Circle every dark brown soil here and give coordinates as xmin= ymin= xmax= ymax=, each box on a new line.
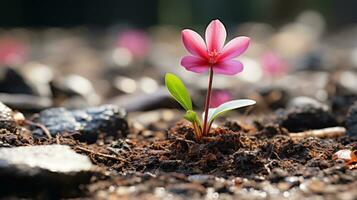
xmin=1 ymin=118 xmax=356 ymax=199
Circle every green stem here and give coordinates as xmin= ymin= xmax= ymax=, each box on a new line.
xmin=202 ymin=66 xmax=214 ymax=136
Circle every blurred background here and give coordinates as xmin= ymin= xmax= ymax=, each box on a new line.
xmin=0 ymin=0 xmax=357 ymax=122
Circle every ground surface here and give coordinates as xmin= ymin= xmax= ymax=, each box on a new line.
xmin=1 ymin=113 xmax=356 ymax=200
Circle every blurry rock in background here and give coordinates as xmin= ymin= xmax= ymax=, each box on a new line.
xmin=0 ymin=67 xmax=35 ymax=95
xmin=107 ymin=87 xmax=178 ymax=112
xmin=50 ymin=74 xmax=100 ymax=108
xmin=276 ymin=96 xmax=337 ymax=132
xmin=0 ymin=7 xmax=355 ymax=117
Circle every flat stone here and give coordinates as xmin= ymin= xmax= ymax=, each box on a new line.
xmin=31 ymin=104 xmax=129 ymax=143
xmin=0 ymin=145 xmax=95 ymax=197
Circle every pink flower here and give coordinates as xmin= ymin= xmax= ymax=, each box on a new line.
xmin=181 ymin=19 xmax=250 ymax=75
xmin=209 ymin=90 xmax=232 ymax=108
xmin=261 ymin=51 xmax=288 ymax=77
xmin=0 ymin=38 xmax=27 ymax=66
xmin=117 ymin=29 xmax=150 ymax=59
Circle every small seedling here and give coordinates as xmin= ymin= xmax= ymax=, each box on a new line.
xmin=165 ymin=19 xmax=255 ymax=140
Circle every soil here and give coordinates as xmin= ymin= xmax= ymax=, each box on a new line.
xmin=0 ymin=115 xmax=356 ymax=199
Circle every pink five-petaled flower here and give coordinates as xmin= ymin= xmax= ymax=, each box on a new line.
xmin=181 ymin=19 xmax=250 ymax=75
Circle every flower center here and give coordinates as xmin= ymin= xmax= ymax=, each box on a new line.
xmin=208 ymin=49 xmax=220 ymax=65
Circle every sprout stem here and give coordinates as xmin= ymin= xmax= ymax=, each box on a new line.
xmin=202 ymin=66 xmax=214 ymax=136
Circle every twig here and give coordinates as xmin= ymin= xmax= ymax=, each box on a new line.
xmin=25 ymin=120 xmax=52 ymax=139
xmin=264 ymin=160 xmax=274 ymax=174
xmin=289 ymin=127 xmax=345 ymax=139
xmin=76 ymin=146 xmax=126 ymax=162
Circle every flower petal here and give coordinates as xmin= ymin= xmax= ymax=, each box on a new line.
xmin=182 ymin=29 xmax=208 ymax=59
xmin=205 ymin=19 xmax=226 ymax=53
xmin=181 ymin=56 xmax=209 ymax=73
xmin=219 ymin=36 xmax=250 ymax=61
xmin=213 ymin=60 xmax=244 ymax=75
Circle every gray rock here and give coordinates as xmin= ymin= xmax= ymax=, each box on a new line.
xmin=0 ymin=145 xmax=93 ymax=172
xmin=32 ymin=104 xmax=129 ymax=143
xmin=276 ymin=96 xmax=337 ymax=132
xmin=0 ymin=145 xmax=94 ymax=197
xmin=0 ymin=93 xmax=52 ymax=112
xmin=0 ymin=67 xmax=36 ymax=95
xmin=107 ymin=87 xmax=178 ymax=112
xmin=288 ymin=96 xmax=329 ymax=110
xmin=50 ymin=74 xmax=100 ymax=108
xmin=346 ymin=101 xmax=357 ymax=137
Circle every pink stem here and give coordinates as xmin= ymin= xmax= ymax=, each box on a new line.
xmin=202 ymin=66 xmax=214 ymax=136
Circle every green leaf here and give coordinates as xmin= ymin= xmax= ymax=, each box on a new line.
xmin=184 ymin=110 xmax=201 ymax=125
xmin=165 ymin=73 xmax=193 ymax=111
xmin=204 ymin=99 xmax=256 ymax=124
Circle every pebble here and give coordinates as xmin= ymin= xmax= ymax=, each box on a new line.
xmin=288 ymin=96 xmax=328 ymax=110
xmin=0 ymin=145 xmax=94 ymax=197
xmin=276 ymin=96 xmax=337 ymax=132
xmin=31 ymin=104 xmax=129 ymax=143
xmin=299 ymin=178 xmax=326 ymax=194
xmin=187 ymin=174 xmax=215 ymax=183
xmin=167 ymin=183 xmax=206 ymax=195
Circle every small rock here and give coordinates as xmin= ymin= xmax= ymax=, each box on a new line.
xmin=288 ymin=96 xmax=328 ymax=110
xmin=277 ymin=176 xmax=301 ymax=190
xmin=188 ymin=174 xmax=215 ymax=183
xmin=0 ymin=145 xmax=94 ymax=197
xmin=32 ymin=105 xmax=129 ymax=143
xmin=268 ymin=168 xmax=288 ymax=183
xmin=50 ymin=74 xmax=100 ymax=108
xmin=276 ymin=96 xmax=337 ymax=132
xmin=0 ymin=67 xmax=35 ymax=95
xmin=107 ymin=87 xmax=178 ymax=112
xmin=21 ymin=62 xmax=54 ymax=97
xmin=167 ymin=183 xmax=206 ymax=195
xmin=0 ymin=101 xmax=21 ymax=133
xmin=300 ymin=178 xmax=326 ymax=194
xmin=346 ymin=101 xmax=357 ymax=137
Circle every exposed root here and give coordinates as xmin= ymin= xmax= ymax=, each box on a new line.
xmin=76 ymin=146 xmax=126 ymax=163
xmin=24 ymin=120 xmax=52 ymax=139
xmin=289 ymin=127 xmax=345 ymax=139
